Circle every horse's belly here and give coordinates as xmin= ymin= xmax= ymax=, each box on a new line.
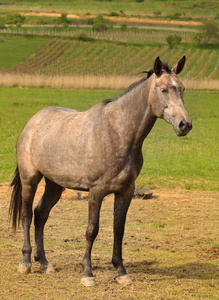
xmin=32 ymin=141 xmax=90 ymax=189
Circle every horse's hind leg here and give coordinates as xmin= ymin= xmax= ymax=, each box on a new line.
xmin=112 ymin=185 xmax=135 ymax=285
xmin=34 ymin=178 xmax=63 ymax=273
xmin=19 ymin=179 xmax=41 ymax=274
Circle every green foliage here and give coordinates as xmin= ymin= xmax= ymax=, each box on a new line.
xmin=120 ymin=23 xmax=127 ymax=31
xmin=6 ymin=13 xmax=26 ymax=25
xmin=86 ymin=18 xmax=95 ymax=25
xmin=166 ymin=35 xmax=182 ymax=49
xmin=194 ymin=20 xmax=219 ymax=47
xmin=109 ymin=11 xmax=119 ymax=17
xmin=0 ymin=16 xmax=6 ymax=29
xmin=167 ymin=12 xmax=182 ymax=20
xmin=77 ymin=32 xmax=94 ymax=42
xmin=154 ymin=11 xmax=162 ymax=17
xmin=58 ymin=13 xmax=70 ymax=25
xmin=92 ymin=15 xmax=108 ymax=32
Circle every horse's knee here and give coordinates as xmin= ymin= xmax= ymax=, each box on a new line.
xmin=86 ymin=223 xmax=99 ymax=241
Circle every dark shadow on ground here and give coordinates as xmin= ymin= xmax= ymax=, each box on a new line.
xmin=126 ymin=260 xmax=219 ymax=280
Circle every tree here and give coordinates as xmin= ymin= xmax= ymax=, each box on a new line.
xmin=194 ymin=20 xmax=219 ymax=47
xmin=166 ymin=35 xmax=182 ymax=49
xmin=92 ymin=15 xmax=107 ymax=32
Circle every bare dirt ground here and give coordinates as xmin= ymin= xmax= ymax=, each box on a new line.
xmin=0 ymin=183 xmax=218 ymax=299
xmin=19 ymin=11 xmax=202 ymax=27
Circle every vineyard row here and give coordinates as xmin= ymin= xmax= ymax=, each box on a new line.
xmin=3 ymin=39 xmax=219 ymax=80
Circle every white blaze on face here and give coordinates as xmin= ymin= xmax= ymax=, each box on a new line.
xmin=171 ymin=78 xmax=178 ymax=89
xmin=170 ymin=78 xmax=182 ymax=102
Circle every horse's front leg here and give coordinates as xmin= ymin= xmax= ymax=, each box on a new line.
xmin=112 ymin=185 xmax=135 ymax=285
xmin=81 ymin=189 xmax=103 ymax=287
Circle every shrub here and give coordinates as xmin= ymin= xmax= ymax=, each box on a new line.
xmin=57 ymin=13 xmax=70 ymax=25
xmin=167 ymin=12 xmax=182 ymax=20
xmin=86 ymin=18 xmax=94 ymax=25
xmin=92 ymin=15 xmax=107 ymax=32
xmin=166 ymin=35 xmax=182 ymax=49
xmin=109 ymin=12 xmax=119 ymax=17
xmin=154 ymin=11 xmax=161 ymax=17
xmin=6 ymin=13 xmax=25 ymax=25
xmin=194 ymin=20 xmax=219 ymax=47
xmin=120 ymin=23 xmax=127 ymax=31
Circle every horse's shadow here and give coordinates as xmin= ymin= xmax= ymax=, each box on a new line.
xmin=126 ymin=260 xmax=219 ymax=280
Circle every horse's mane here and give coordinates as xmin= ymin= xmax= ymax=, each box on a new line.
xmin=102 ymin=63 xmax=171 ymax=105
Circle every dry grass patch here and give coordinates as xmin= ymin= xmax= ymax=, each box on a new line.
xmin=0 ymin=183 xmax=218 ymax=299
xmin=0 ymin=73 xmax=218 ymax=90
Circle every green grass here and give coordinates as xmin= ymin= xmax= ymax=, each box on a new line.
xmin=0 ymin=87 xmax=218 ymax=190
xmin=2 ymin=37 xmax=218 ymax=80
xmin=2 ymin=0 xmax=219 ymax=17
xmin=0 ymin=35 xmax=50 ymax=70
xmin=139 ymin=91 xmax=219 ymax=190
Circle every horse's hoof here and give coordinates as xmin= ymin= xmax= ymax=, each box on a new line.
xmin=116 ymin=274 xmax=132 ymax=285
xmin=18 ymin=261 xmax=31 ymax=274
xmin=40 ymin=263 xmax=55 ymax=274
xmin=81 ymin=276 xmax=95 ymax=287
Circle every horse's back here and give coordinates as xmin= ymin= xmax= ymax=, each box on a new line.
xmin=16 ymin=105 xmax=102 ymax=189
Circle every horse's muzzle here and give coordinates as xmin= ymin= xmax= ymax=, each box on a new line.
xmin=177 ymin=118 xmax=192 ymax=136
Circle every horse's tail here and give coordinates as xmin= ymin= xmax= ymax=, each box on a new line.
xmin=9 ymin=166 xmax=22 ymax=231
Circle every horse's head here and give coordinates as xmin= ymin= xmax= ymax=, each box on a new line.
xmin=150 ymin=56 xmax=192 ymax=136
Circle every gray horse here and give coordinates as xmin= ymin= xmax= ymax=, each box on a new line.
xmin=9 ymin=56 xmax=192 ymax=286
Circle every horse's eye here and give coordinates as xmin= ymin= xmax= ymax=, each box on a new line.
xmin=161 ymin=88 xmax=167 ymax=93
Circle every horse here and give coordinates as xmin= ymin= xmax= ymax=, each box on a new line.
xmin=9 ymin=56 xmax=192 ymax=287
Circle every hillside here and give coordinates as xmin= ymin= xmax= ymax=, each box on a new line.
xmin=2 ymin=38 xmax=219 ymax=81
xmin=0 ymin=0 xmax=218 ymax=90
xmin=1 ymin=0 xmax=218 ymax=18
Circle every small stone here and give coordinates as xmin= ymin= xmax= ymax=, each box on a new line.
xmin=134 ymin=187 xmax=153 ymax=199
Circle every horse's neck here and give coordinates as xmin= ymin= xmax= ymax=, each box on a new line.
xmin=104 ymin=80 xmax=157 ymax=149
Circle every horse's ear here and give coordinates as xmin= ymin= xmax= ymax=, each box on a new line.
xmin=173 ymin=56 xmax=186 ymax=74
xmin=154 ymin=57 xmax=163 ymax=76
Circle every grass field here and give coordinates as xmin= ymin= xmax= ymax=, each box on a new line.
xmin=2 ymin=0 xmax=218 ymax=17
xmin=3 ymin=38 xmax=218 ymax=79
xmin=0 ymin=35 xmax=50 ymax=71
xmin=0 ymin=87 xmax=218 ymax=191
xmin=1 ymin=35 xmax=218 ymax=90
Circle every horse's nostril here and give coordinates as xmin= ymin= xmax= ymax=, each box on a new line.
xmin=179 ymin=121 xmax=186 ymax=131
